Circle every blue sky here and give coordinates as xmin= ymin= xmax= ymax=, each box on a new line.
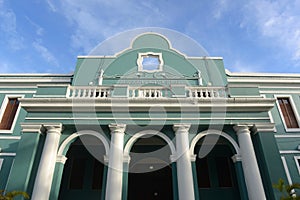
xmin=0 ymin=0 xmax=300 ymax=74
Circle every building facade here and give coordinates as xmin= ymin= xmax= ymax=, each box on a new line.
xmin=0 ymin=32 xmax=298 ymax=200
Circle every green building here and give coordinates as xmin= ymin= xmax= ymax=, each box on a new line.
xmin=0 ymin=32 xmax=298 ymax=200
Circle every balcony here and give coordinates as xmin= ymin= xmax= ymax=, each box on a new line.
xmin=66 ymin=86 xmax=227 ymax=99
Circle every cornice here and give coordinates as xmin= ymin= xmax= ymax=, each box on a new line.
xmin=19 ymin=97 xmax=275 ymax=112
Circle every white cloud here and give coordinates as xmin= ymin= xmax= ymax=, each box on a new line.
xmin=0 ymin=62 xmax=11 ymax=73
xmin=55 ymin=0 xmax=168 ymax=53
xmin=242 ymin=0 xmax=300 ymax=64
xmin=213 ymin=0 xmax=230 ymax=19
xmin=46 ymin=0 xmax=57 ymax=12
xmin=0 ymin=1 xmax=24 ymax=50
xmin=33 ymin=41 xmax=59 ymax=67
xmin=25 ymin=16 xmax=44 ymax=36
xmin=230 ymin=60 xmax=260 ymax=73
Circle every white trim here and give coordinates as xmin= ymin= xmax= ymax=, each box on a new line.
xmin=189 ymin=129 xmax=240 ymax=156
xmin=4 ymin=159 xmax=14 ymax=191
xmin=294 ymin=156 xmax=300 ymax=176
xmin=0 ymin=153 xmax=16 ymax=156
xmin=280 ymin=151 xmax=300 ymax=154
xmin=0 ymin=73 xmax=72 ymax=76
xmin=25 ymin=117 xmax=270 ymax=120
xmin=0 ymin=86 xmax=37 ymax=89
xmin=281 ymin=156 xmax=293 ymax=184
xmin=0 ymin=136 xmax=21 ymax=140
xmin=124 ymin=130 xmax=176 ymax=156
xmin=228 ymin=78 xmax=300 ymax=84
xmin=32 ymin=95 xmax=66 ymax=98
xmin=57 ymin=130 xmax=110 ymax=156
xmin=261 ymin=91 xmax=300 ymax=94
xmin=226 ymin=69 xmax=300 ymax=77
xmin=261 ymin=94 xmax=276 ymax=132
xmin=0 ymin=91 xmax=36 ymax=94
xmin=275 ymin=134 xmax=300 ymax=138
xmin=260 ymin=86 xmax=300 ymax=89
xmin=0 ymin=159 xmax=3 ymax=171
xmin=274 ymin=95 xmax=300 ymax=132
xmin=0 ymin=95 xmax=24 ymax=134
xmin=137 ymin=52 xmax=163 ymax=73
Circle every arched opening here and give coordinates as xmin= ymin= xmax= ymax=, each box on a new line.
xmin=58 ymin=135 xmax=106 ymax=200
xmin=127 ymin=135 xmax=174 ymax=200
xmin=194 ymin=134 xmax=241 ymax=200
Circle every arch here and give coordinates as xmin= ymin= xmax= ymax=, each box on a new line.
xmin=124 ymin=130 xmax=176 ymax=156
xmin=57 ymin=130 xmax=110 ymax=157
xmin=189 ymin=129 xmax=240 ymax=156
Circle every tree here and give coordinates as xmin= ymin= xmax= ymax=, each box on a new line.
xmin=0 ymin=190 xmax=29 ymax=200
xmin=273 ymin=178 xmax=300 ymax=200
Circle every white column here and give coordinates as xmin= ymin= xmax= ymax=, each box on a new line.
xmin=31 ymin=124 xmax=62 ymax=200
xmin=105 ymin=124 xmax=126 ymax=200
xmin=234 ymin=125 xmax=266 ymax=200
xmin=173 ymin=124 xmax=195 ymax=200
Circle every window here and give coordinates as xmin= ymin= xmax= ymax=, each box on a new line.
xmin=216 ymin=157 xmax=233 ymax=187
xmin=0 ymin=98 xmax=20 ymax=130
xmin=294 ymin=156 xmax=300 ymax=176
xmin=277 ymin=97 xmax=299 ymax=129
xmin=69 ymin=158 xmax=86 ymax=189
xmin=92 ymin=159 xmax=104 ymax=190
xmin=137 ymin=52 xmax=163 ymax=72
xmin=196 ymin=157 xmax=211 ymax=188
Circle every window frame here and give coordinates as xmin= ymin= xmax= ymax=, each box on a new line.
xmin=137 ymin=52 xmax=164 ymax=73
xmin=0 ymin=95 xmax=24 ymax=133
xmin=275 ymin=95 xmax=300 ymax=132
xmin=294 ymin=156 xmax=300 ymax=176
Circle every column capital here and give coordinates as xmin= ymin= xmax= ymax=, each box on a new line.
xmin=173 ymin=124 xmax=191 ymax=133
xmin=20 ymin=123 xmax=46 ymax=134
xmin=109 ymin=123 xmax=126 ymax=134
xmin=43 ymin=123 xmax=63 ymax=135
xmin=56 ymin=155 xmax=67 ymax=164
xmin=123 ymin=155 xmax=131 ymax=164
xmin=231 ymin=154 xmax=242 ymax=163
xmin=233 ymin=125 xmax=251 ymax=135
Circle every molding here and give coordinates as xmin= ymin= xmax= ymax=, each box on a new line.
xmin=281 ymin=156 xmax=293 ymax=185
xmin=19 ymin=97 xmax=275 ymax=112
xmin=189 ymin=129 xmax=240 ymax=156
xmin=0 ymin=136 xmax=21 ymax=140
xmin=275 ymin=135 xmax=300 ymax=138
xmin=20 ymin=123 xmax=45 ymax=133
xmin=124 ymin=130 xmax=176 ymax=156
xmin=137 ymin=52 xmax=164 ymax=73
xmin=294 ymin=156 xmax=300 ymax=176
xmin=0 ymin=159 xmax=3 ymax=171
xmin=251 ymin=123 xmax=276 ymax=133
xmin=231 ymin=154 xmax=242 ymax=163
xmin=0 ymin=153 xmax=16 ymax=156
xmin=0 ymin=91 xmax=36 ymax=94
xmin=33 ymin=95 xmax=67 ymax=98
xmin=25 ymin=116 xmax=270 ymax=121
xmin=280 ymin=150 xmax=300 ymax=154
xmin=260 ymin=90 xmax=300 ymax=94
xmin=173 ymin=124 xmax=191 ymax=133
xmin=226 ymin=70 xmax=300 ymax=77
xmin=56 ymin=155 xmax=67 ymax=164
xmin=109 ymin=124 xmax=126 ymax=134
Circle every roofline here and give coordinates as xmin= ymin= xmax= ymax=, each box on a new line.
xmin=77 ymin=55 xmax=223 ymax=60
xmin=226 ymin=69 xmax=300 ymax=77
xmin=0 ymin=73 xmax=73 ymax=77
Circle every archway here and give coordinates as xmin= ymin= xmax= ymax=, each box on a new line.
xmin=192 ymin=131 xmax=242 ymax=200
xmin=126 ymin=133 xmax=174 ymax=200
xmin=58 ymin=133 xmax=108 ymax=200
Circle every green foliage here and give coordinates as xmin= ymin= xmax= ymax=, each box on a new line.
xmin=273 ymin=178 xmax=300 ymax=200
xmin=0 ymin=190 xmax=29 ymax=200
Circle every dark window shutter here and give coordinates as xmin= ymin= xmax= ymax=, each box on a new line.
xmin=0 ymin=98 xmax=19 ymax=130
xmin=278 ymin=98 xmax=299 ymax=128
